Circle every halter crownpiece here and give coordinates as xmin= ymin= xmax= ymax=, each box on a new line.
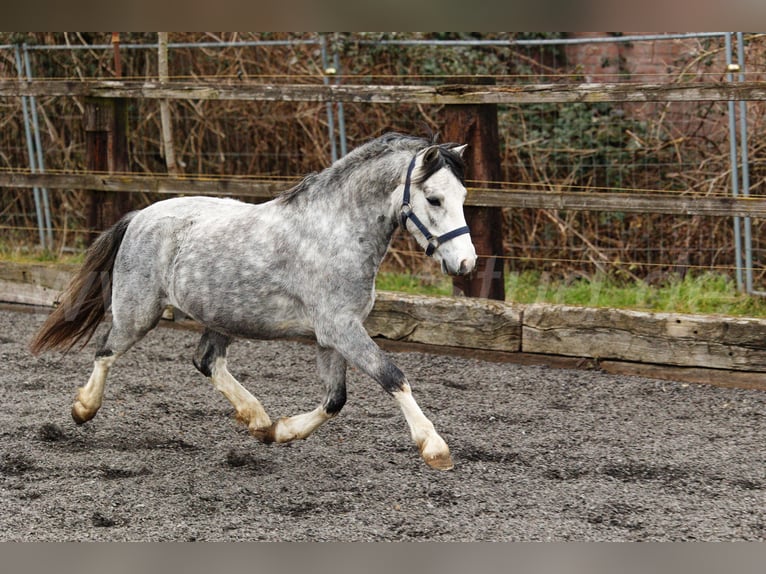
xmin=400 ymin=154 xmax=471 ymax=257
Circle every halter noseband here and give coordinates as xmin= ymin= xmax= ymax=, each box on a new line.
xmin=400 ymin=155 xmax=471 ymax=257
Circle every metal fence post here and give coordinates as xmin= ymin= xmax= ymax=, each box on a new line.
xmin=23 ymin=43 xmax=53 ymax=251
xmin=332 ymin=44 xmax=347 ymax=157
xmin=725 ymin=33 xmax=744 ymax=292
xmin=736 ymin=32 xmax=754 ymax=294
xmin=14 ymin=44 xmax=46 ymax=251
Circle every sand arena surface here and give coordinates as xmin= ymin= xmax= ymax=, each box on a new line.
xmin=1 ymin=308 xmax=763 ymax=541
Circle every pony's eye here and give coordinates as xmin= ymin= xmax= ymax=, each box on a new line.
xmin=427 ymin=197 xmax=442 ymax=207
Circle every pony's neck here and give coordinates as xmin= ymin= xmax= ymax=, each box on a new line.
xmin=326 ymin=151 xmax=409 ymax=269
xmin=280 ymin=147 xmax=414 ymax=277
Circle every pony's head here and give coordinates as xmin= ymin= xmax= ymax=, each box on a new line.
xmin=399 ymin=143 xmax=477 ymax=276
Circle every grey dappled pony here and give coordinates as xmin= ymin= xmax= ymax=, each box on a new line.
xmin=30 ymin=132 xmax=477 ymax=470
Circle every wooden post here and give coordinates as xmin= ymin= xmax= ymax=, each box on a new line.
xmin=158 ymin=32 xmax=181 ymax=175
xmin=84 ymin=97 xmax=130 ymax=243
xmin=442 ymin=79 xmax=506 ymax=300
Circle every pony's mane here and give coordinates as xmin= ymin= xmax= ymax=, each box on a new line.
xmin=278 ymin=132 xmax=465 ymax=204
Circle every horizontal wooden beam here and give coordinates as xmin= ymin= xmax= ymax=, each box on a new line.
xmin=365 ymin=291 xmax=523 ymax=352
xmin=0 ymin=171 xmax=286 ymax=200
xmin=1 ymin=79 xmax=766 ymax=103
xmin=3 ymin=171 xmax=765 ymax=217
xmin=523 ymin=302 xmax=766 ymax=374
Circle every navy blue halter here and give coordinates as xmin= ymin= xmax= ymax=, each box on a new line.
xmin=400 ymin=155 xmax=471 ymax=257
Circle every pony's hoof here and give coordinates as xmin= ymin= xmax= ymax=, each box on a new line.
xmin=249 ymin=424 xmax=276 ymax=444
xmin=249 ymin=418 xmax=300 ymax=444
xmin=71 ymin=401 xmax=96 ymax=425
xmin=418 ymin=435 xmax=453 ymax=470
xmin=235 ymin=409 xmax=272 ymax=432
xmin=423 ymin=451 xmax=454 ymax=471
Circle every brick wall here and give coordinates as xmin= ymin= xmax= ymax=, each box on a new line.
xmin=564 ymin=32 xmax=726 ymax=82
xmin=563 ymin=33 xmax=730 ymax=138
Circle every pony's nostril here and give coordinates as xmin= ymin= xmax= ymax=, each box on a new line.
xmin=460 ymin=257 xmax=477 ymax=275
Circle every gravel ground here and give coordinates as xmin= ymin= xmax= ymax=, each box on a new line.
xmin=0 ymin=307 xmax=763 ymax=541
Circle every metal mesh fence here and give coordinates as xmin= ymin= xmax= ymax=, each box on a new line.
xmin=0 ymin=32 xmax=763 ymax=291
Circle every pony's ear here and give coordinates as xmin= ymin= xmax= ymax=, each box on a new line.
xmin=450 ymin=143 xmax=468 ymax=157
xmin=422 ymin=145 xmax=440 ymax=165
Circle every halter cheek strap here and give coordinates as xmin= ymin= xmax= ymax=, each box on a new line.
xmin=400 ymin=155 xmax=471 ymax=257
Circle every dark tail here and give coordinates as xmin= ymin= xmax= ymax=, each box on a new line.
xmin=29 ymin=212 xmax=137 ymax=355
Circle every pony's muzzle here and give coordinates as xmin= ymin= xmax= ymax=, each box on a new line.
xmin=443 ymin=256 xmax=476 ymax=276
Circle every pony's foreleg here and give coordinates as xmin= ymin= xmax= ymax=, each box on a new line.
xmin=193 ymin=330 xmax=272 ymax=433
xmin=71 ymin=352 xmax=116 ymax=424
xmin=391 ymin=382 xmax=453 ymax=470
xmin=259 ymin=346 xmax=346 ymax=444
xmin=320 ymin=320 xmax=453 ymax=470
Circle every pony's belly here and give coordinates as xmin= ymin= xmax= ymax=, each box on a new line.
xmin=177 ymin=294 xmax=314 ymax=340
xmin=214 ymin=317 xmax=315 ymax=340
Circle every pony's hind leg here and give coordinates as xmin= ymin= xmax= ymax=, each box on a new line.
xmin=193 ymin=330 xmax=272 ymax=433
xmin=258 ymin=345 xmax=346 ymax=444
xmin=72 ymin=320 xmax=155 ymax=424
xmin=72 ymin=293 xmax=165 ymax=424
xmin=71 ymin=348 xmax=116 ymax=424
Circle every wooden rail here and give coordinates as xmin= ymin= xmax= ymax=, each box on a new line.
xmin=2 ymin=79 xmax=766 ymax=103
xmin=2 ymin=172 xmax=766 ymax=218
xmin=0 ymin=172 xmax=287 ymax=199
xmin=3 ymin=79 xmax=766 ymax=220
